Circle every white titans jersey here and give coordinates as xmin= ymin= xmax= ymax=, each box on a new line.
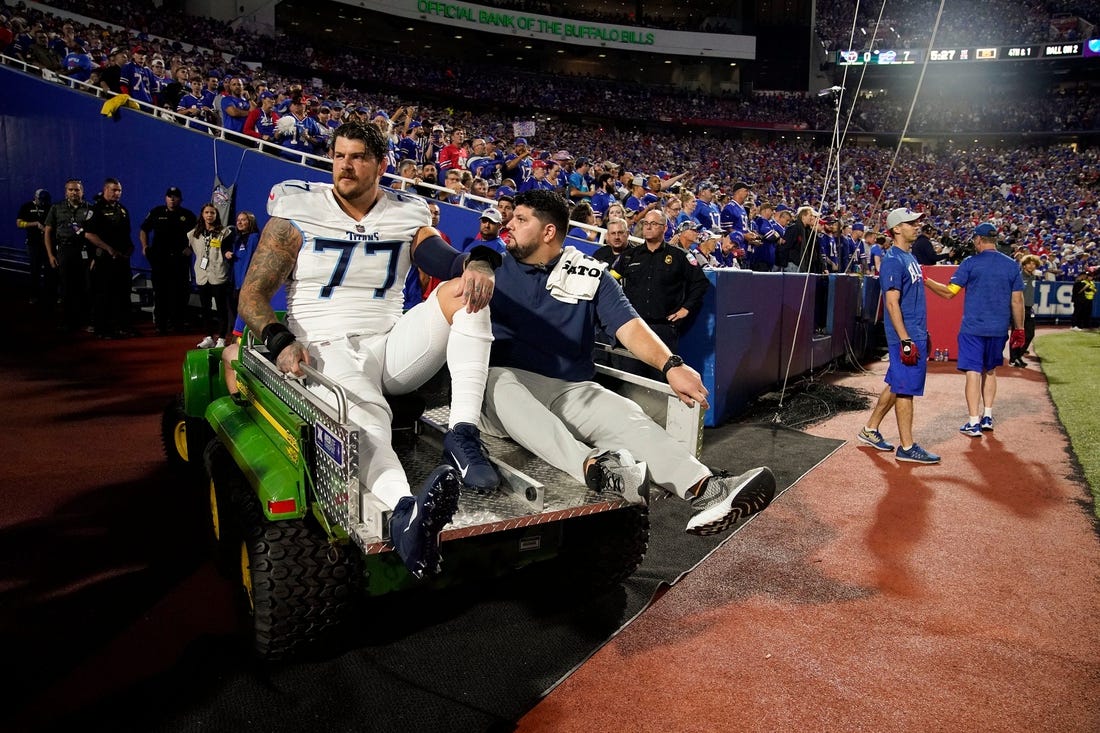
xmin=268 ymin=183 xmax=430 ymax=342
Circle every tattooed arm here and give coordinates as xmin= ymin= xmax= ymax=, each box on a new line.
xmin=239 ymin=216 xmax=309 ymax=374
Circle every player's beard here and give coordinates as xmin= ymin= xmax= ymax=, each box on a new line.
xmin=335 ymin=172 xmax=377 ymax=205
xmin=505 ymin=236 xmax=539 ymax=261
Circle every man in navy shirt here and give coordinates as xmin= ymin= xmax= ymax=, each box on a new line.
xmin=925 ymin=222 xmax=1025 ymax=436
xmin=481 ymin=190 xmax=775 ymax=535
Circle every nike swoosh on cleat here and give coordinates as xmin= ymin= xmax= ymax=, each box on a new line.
xmin=403 ymin=502 xmax=419 ymax=533
xmin=448 ymin=451 xmax=470 ymax=478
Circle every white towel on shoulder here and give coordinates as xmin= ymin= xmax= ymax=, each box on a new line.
xmin=546 ymin=246 xmax=607 ymax=303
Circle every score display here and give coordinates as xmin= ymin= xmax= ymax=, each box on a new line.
xmin=837 ymin=41 xmax=1089 ymax=65
xmin=837 ymin=49 xmax=920 ymax=65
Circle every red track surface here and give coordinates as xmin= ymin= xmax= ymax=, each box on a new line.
xmin=518 ymin=351 xmax=1100 ymax=732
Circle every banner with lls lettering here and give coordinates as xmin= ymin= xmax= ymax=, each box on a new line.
xmin=1033 ymin=281 xmax=1075 ymax=319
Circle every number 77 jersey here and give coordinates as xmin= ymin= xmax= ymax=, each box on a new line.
xmin=267 ymin=181 xmax=431 ymax=343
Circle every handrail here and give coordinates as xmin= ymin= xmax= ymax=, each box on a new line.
xmin=299 ymin=363 xmax=349 ymax=424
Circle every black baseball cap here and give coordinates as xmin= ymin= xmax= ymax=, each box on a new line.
xmin=165 ymin=187 xmax=182 ymax=198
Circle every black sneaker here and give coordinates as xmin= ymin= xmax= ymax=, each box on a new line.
xmin=442 ymin=422 xmax=500 ymax=493
xmin=584 ymin=450 xmax=649 ymax=505
xmin=389 ymin=465 xmax=461 ymax=579
xmin=685 ymin=467 xmax=776 ymax=535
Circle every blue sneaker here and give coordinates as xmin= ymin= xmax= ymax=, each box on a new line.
xmin=959 ymin=422 xmax=982 ymax=438
xmin=896 ymin=444 xmax=941 ymax=464
xmin=857 ymin=428 xmax=895 ymax=451
xmin=443 ymin=422 xmax=500 ymax=493
xmin=389 ymin=465 xmax=461 ymax=579
xmin=979 ymin=416 xmax=994 ymax=432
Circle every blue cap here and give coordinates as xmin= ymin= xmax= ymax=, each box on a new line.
xmin=974 ymin=222 xmax=998 ymax=237
xmin=852 ymin=222 xmax=865 ymax=231
xmin=514 ymin=137 xmax=528 ymax=146
xmin=407 ymin=120 xmax=422 ymax=129
xmin=695 ymin=181 xmax=714 ymax=193
xmin=775 ymin=203 xmax=790 ymax=212
xmin=259 ymin=91 xmax=276 ymax=100
xmin=375 ymin=109 xmax=389 ymax=119
xmin=496 ymin=185 xmax=516 ymax=199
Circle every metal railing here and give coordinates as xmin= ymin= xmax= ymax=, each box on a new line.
xmin=6 ymin=53 xmax=615 ymax=247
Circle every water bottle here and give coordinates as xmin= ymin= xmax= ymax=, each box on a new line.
xmin=942 ymin=348 xmax=949 ymax=362
xmin=933 ymin=348 xmax=942 ymax=361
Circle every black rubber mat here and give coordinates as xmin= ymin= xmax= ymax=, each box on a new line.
xmin=23 ymin=424 xmax=840 ymax=733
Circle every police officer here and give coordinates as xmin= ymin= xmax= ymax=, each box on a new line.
xmin=44 ymin=179 xmax=94 ymax=332
xmin=83 ymin=178 xmax=135 ymax=339
xmin=613 ymin=210 xmax=710 ymax=355
xmin=16 ymin=188 xmax=53 ymax=306
xmin=140 ymin=186 xmax=197 ymax=333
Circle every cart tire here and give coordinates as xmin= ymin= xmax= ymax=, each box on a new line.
xmin=161 ymin=394 xmax=191 ymax=467
xmin=203 ymin=438 xmax=248 ymax=575
xmin=235 ymin=491 xmax=361 ymax=661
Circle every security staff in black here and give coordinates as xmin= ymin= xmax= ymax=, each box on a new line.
xmin=16 ymin=188 xmax=53 ymax=307
xmin=44 ymin=179 xmax=94 ymax=332
xmin=83 ymin=178 xmax=135 ymax=339
xmin=140 ymin=186 xmax=197 ymax=333
xmin=613 ymin=210 xmax=710 ymax=355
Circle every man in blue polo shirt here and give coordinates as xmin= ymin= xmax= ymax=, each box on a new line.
xmin=857 ymin=207 xmax=940 ymax=464
xmin=925 ymin=222 xmax=1025 ymax=437
xmin=481 ymin=190 xmax=775 ymax=535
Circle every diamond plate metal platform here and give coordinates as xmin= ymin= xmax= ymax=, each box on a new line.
xmin=237 ymin=345 xmax=630 ymax=558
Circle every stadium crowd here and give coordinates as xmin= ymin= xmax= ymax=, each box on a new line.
xmin=4 ymin=0 xmax=1098 ymax=283
xmin=4 ymin=0 xmax=1099 ymax=135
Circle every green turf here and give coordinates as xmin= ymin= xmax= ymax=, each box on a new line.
xmin=1033 ymin=331 xmax=1100 ymax=518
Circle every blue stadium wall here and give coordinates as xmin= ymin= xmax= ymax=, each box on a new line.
xmin=4 ymin=66 xmax=1091 ymax=426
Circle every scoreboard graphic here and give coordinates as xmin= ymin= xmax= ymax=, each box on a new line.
xmin=836 ymin=41 xmax=1094 ymax=66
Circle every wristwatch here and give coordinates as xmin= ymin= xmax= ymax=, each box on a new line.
xmin=661 ymin=355 xmax=685 ymax=376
